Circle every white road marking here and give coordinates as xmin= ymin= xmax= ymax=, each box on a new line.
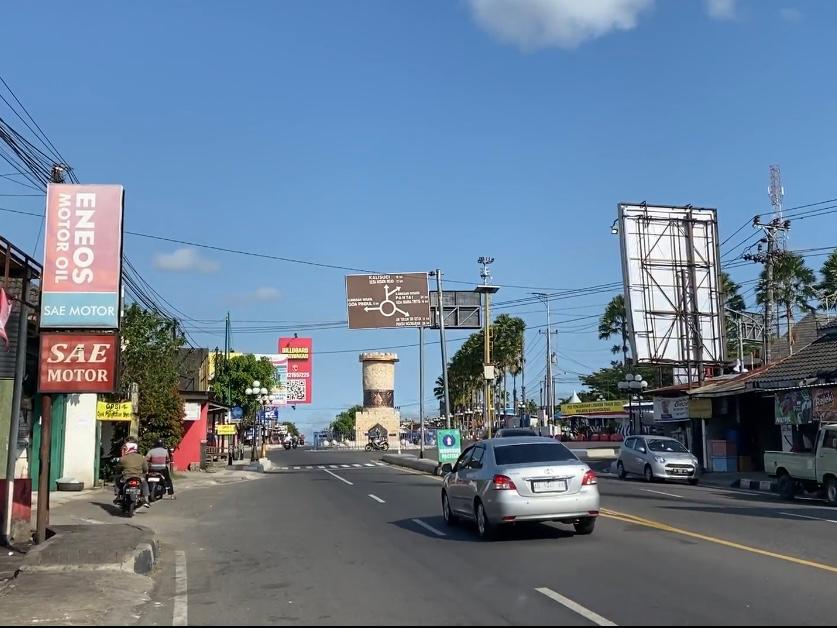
xmin=640 ymin=488 xmax=684 ymax=499
xmin=173 ymin=550 xmax=188 ymax=626
xmin=352 ymin=464 xmax=363 ymax=467
xmin=324 ymin=469 xmax=354 ymax=486
xmin=329 ymin=465 xmax=339 ymax=469
xmin=780 ymin=512 xmax=837 ymax=524
xmin=368 ymin=494 xmax=386 ymax=503
xmin=535 ymin=587 xmax=617 ymax=626
xmin=293 ymin=466 xmax=301 ymax=470
xmin=364 ymin=463 xmax=374 ymax=467
xmin=340 ymin=464 xmax=351 ymax=468
xmin=317 ymin=465 xmax=326 ymax=469
xmin=411 ymin=518 xmax=446 ymax=537
xmin=77 ymin=517 xmax=104 ymax=525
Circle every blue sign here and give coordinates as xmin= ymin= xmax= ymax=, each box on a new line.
xmin=231 ymin=405 xmax=243 ymax=419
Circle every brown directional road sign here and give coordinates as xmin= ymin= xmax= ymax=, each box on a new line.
xmin=346 ymin=273 xmax=431 ymax=329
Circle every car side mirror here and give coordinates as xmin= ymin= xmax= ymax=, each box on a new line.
xmin=638 ymin=447 xmax=647 ymax=454
xmin=441 ymin=463 xmax=453 ymax=475
xmin=468 ymin=460 xmax=483 ymax=470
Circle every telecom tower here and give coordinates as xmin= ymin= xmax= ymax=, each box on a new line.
xmin=768 ymin=164 xmax=786 ymax=249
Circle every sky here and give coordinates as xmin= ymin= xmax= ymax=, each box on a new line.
xmin=1 ymin=0 xmax=835 ymax=436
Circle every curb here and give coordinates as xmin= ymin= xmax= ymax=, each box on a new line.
xmin=382 ymin=454 xmax=440 ymax=475
xmin=20 ymin=525 xmax=159 ymax=576
xmin=735 ymin=478 xmax=777 ymax=492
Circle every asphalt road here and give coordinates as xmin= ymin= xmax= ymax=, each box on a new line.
xmin=54 ymin=447 xmax=837 ymax=626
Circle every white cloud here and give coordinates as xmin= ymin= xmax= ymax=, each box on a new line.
xmin=153 ymin=248 xmax=219 ymax=273
xmin=467 ymin=0 xmax=654 ymax=51
xmin=779 ymin=7 xmax=802 ymax=22
xmin=247 ymin=287 xmax=281 ymax=302
xmin=706 ymin=0 xmax=737 ymax=20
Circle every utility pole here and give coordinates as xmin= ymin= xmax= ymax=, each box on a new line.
xmin=475 ymin=258 xmax=498 ymax=438
xmin=743 ymin=215 xmax=789 ymax=365
xmin=519 ymin=334 xmax=526 ymax=426
xmin=534 ymin=293 xmax=558 ymax=433
xmin=418 ymin=326 xmax=425 ymax=459
xmin=430 ymin=270 xmax=451 ymax=429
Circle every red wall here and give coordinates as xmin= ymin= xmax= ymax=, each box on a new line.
xmin=172 ymin=402 xmax=207 ymax=471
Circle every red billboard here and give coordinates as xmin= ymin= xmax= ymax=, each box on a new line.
xmin=279 ymin=337 xmax=312 ymax=404
xmin=39 ymin=333 xmax=119 ymax=393
xmin=40 ymin=184 xmax=124 ymax=329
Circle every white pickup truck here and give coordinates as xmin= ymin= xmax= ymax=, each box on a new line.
xmin=763 ymin=423 xmax=837 ymax=504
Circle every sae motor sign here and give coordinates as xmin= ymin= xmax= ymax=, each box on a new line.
xmin=40 ymin=184 xmax=125 ymax=329
xmin=39 ymin=333 xmax=119 ymax=394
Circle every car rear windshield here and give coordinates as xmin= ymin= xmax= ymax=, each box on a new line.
xmin=493 ymin=443 xmax=577 ymax=465
xmin=647 ymin=439 xmax=689 ymax=453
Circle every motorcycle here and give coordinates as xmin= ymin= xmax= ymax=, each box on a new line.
xmin=291 ymin=438 xmax=298 ymax=450
xmin=283 ymin=440 xmax=292 ymax=451
xmin=146 ymin=471 xmax=167 ymax=503
xmin=365 ymin=439 xmax=389 ymax=452
xmin=118 ymin=476 xmax=145 ymax=517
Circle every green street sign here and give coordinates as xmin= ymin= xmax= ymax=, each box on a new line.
xmin=436 ymin=429 xmax=462 ymax=464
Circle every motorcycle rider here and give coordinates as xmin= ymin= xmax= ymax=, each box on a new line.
xmin=146 ymin=438 xmax=175 ymax=498
xmin=116 ymin=441 xmax=150 ymax=508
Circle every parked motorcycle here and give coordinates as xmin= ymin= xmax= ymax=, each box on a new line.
xmin=146 ymin=471 xmax=167 ymax=503
xmin=118 ymin=476 xmax=145 ymax=517
xmin=365 ymin=439 xmax=389 ymax=452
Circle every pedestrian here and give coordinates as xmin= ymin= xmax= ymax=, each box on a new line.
xmin=146 ymin=439 xmax=175 ymax=498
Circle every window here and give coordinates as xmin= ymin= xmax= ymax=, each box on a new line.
xmin=823 ymin=431 xmax=837 ymax=450
xmin=470 ymin=446 xmax=485 ymax=466
xmin=453 ymin=447 xmax=473 ymax=473
xmin=493 ymin=443 xmax=577 ymax=466
xmin=647 ymin=439 xmax=690 ymax=454
xmin=624 ymin=438 xmax=636 ymax=451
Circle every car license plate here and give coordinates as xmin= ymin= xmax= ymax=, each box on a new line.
xmin=532 ymin=479 xmax=567 ymax=493
xmin=672 ymin=468 xmax=688 ymax=475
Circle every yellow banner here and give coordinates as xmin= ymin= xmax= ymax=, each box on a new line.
xmin=216 ymin=424 xmax=237 ymax=435
xmin=689 ymin=398 xmax=713 ymax=419
xmin=560 ymin=400 xmax=626 ymax=415
xmin=96 ymin=401 xmax=133 ymax=422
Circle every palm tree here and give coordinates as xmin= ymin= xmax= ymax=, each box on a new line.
xmin=756 ymin=252 xmax=816 ymax=354
xmin=598 ymin=294 xmax=628 ymax=365
xmin=818 ymin=249 xmax=837 ymax=304
xmin=720 ymin=271 xmax=746 ymax=358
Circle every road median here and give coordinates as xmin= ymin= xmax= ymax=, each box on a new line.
xmin=382 ymin=453 xmax=440 ymax=475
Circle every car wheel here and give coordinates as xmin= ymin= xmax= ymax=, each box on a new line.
xmin=574 ymin=517 xmax=596 ymax=535
xmin=442 ymin=492 xmax=458 ymax=526
xmin=824 ymin=477 xmax=837 ymax=506
xmin=778 ymin=473 xmax=796 ymax=500
xmin=617 ymin=462 xmax=627 ymax=480
xmin=475 ymin=501 xmax=495 ymax=540
xmin=644 ymin=465 xmax=655 ymax=483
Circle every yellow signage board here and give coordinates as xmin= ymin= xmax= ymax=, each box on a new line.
xmin=560 ymin=400 xmax=626 ymax=416
xmin=96 ymin=401 xmax=133 ymax=422
xmin=689 ymin=398 xmax=712 ymax=419
xmin=216 ymin=424 xmax=237 ymax=435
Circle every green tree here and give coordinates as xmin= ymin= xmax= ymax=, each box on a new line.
xmin=818 ymin=249 xmax=837 ymax=299
xmin=281 ymin=421 xmax=300 ymax=437
xmin=579 ymin=364 xmax=671 ymax=400
xmin=720 ymin=271 xmax=746 ymax=358
xmin=210 ymin=353 xmax=276 ymax=430
xmin=120 ymin=304 xmax=185 ymax=452
xmin=598 ymin=294 xmax=628 ymax=364
xmin=756 ymin=251 xmax=816 ymax=351
xmin=329 ymin=405 xmax=363 ymax=440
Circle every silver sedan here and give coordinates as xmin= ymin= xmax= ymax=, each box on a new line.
xmin=440 ymin=437 xmax=600 ymax=540
xmin=616 ymin=435 xmax=701 ymax=484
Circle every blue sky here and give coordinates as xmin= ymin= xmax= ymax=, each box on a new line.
xmin=1 ymin=0 xmax=835 ymax=435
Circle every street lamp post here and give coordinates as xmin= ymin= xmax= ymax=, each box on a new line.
xmin=618 ymin=373 xmax=648 ymax=436
xmin=246 ymin=380 xmax=273 ymax=462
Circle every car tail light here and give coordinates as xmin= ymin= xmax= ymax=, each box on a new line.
xmin=492 ymin=474 xmax=517 ymax=491
xmin=582 ymin=470 xmax=598 ymax=486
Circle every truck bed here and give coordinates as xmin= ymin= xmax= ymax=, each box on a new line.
xmin=763 ymin=450 xmax=818 ymax=481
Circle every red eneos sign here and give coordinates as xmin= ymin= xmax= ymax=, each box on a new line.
xmin=278 ymin=337 xmax=312 ymax=404
xmin=39 ymin=333 xmax=119 ymax=393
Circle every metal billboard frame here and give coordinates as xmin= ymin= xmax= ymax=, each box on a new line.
xmin=618 ymin=203 xmax=725 ymax=376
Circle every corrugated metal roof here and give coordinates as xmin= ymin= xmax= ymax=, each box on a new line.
xmin=749 ymin=330 xmax=837 ymax=390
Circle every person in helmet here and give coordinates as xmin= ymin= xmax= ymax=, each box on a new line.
xmin=146 ymin=439 xmax=175 ymax=497
xmin=117 ymin=441 xmax=150 ymax=508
